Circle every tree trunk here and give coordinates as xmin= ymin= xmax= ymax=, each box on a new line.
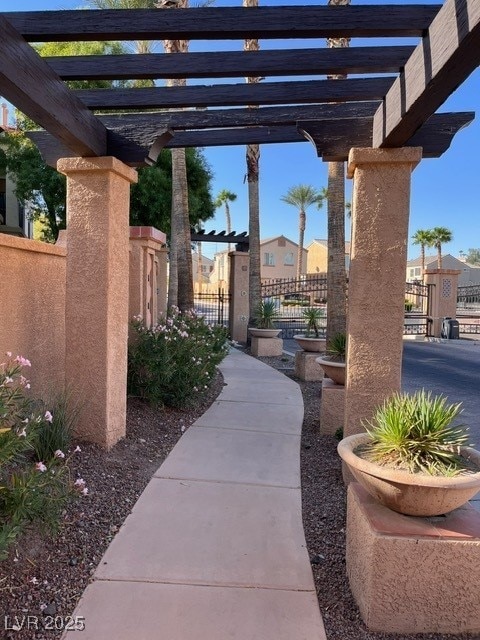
xmin=437 ymin=244 xmax=442 ymax=269
xmin=197 ymin=241 xmax=203 ymax=294
xmin=225 ymin=201 xmax=232 ymax=252
xmin=421 ymin=244 xmax=425 ymax=277
xmin=162 ymin=0 xmax=194 ymax=311
xmin=296 ymin=209 xmax=306 ymax=280
xmin=247 ymin=145 xmax=261 ymax=326
xmin=326 ymin=161 xmax=347 ymax=344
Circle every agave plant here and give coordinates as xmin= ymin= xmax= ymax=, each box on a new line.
xmin=253 ymin=300 xmax=279 ymax=329
xmin=361 ymin=390 xmax=471 ymax=475
xmin=302 ymin=307 xmax=323 ymax=338
xmin=326 ymin=332 xmax=346 ymax=362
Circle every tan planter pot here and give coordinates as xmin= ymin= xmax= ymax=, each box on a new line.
xmin=293 ymin=335 xmax=326 ymax=352
xmin=338 ymin=433 xmax=480 ymax=517
xmin=315 ymin=355 xmax=346 ymax=385
xmin=248 ymin=327 xmax=281 ymax=338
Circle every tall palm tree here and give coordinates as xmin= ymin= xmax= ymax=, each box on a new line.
xmin=158 ymin=0 xmax=194 ymax=311
xmin=244 ymin=0 xmax=262 ymax=329
xmin=326 ymin=0 xmax=350 ymax=344
xmin=430 ymin=227 xmax=453 ymax=269
xmin=214 ymin=189 xmax=237 ymax=252
xmin=281 ymin=185 xmax=325 ymax=280
xmin=412 ymin=229 xmax=434 ymax=275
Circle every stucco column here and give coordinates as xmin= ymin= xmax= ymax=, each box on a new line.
xmin=228 ymin=251 xmax=249 ymax=343
xmin=423 ymin=269 xmax=461 ymax=337
xmin=58 ymin=157 xmax=138 ymax=448
xmin=129 ymin=226 xmax=167 ymax=328
xmin=344 ymin=148 xmax=422 ymax=437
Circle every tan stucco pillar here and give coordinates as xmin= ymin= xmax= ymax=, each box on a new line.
xmin=424 ymin=269 xmax=461 ymax=337
xmin=129 ymin=226 xmax=167 ymax=328
xmin=228 ymin=251 xmax=249 ymax=343
xmin=344 ymin=148 xmax=422 ymax=437
xmin=58 ymin=157 xmax=138 ymax=448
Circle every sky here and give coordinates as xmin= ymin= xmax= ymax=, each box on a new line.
xmin=6 ymin=0 xmax=480 ymax=261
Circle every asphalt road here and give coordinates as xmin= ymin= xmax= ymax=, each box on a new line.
xmin=402 ymin=339 xmax=480 ymax=448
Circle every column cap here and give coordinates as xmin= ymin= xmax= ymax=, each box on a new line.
xmin=130 ymin=226 xmax=166 ymax=245
xmin=57 ymin=156 xmax=138 ymax=184
xmin=347 ymin=147 xmax=422 ymax=178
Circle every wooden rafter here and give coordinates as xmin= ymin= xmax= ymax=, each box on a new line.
xmin=0 ymin=15 xmax=106 ymax=157
xmin=6 ymin=6 xmax=441 ymax=41
xmin=373 ymin=0 xmax=480 ymax=148
xmin=75 ymin=78 xmax=395 ymax=110
xmin=45 ymin=46 xmax=413 ymax=81
xmin=100 ymin=102 xmax=381 ymax=133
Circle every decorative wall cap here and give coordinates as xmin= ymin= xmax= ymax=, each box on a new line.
xmin=424 ymin=269 xmax=462 ymax=275
xmin=129 ymin=226 xmax=166 ymax=245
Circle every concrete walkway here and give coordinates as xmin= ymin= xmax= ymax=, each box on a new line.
xmin=64 ymin=349 xmax=326 ymax=640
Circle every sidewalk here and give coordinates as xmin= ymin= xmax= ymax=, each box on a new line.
xmin=63 ymin=348 xmax=326 ymax=640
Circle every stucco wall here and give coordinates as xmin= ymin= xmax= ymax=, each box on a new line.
xmin=0 ymin=234 xmax=66 ymax=397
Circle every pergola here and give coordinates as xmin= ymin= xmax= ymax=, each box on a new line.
xmin=1 ymin=1 xmax=479 ymax=446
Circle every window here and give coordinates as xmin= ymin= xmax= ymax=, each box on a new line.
xmin=264 ymin=252 xmax=275 ymax=266
xmin=284 ymin=252 xmax=294 ymax=266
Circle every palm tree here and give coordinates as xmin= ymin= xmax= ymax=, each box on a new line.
xmin=281 ymin=185 xmax=325 ymax=280
xmin=214 ymin=189 xmax=237 ymax=236
xmin=325 ymin=0 xmax=350 ymax=344
xmin=244 ymin=0 xmax=262 ymax=330
xmin=158 ymin=0 xmax=194 ymax=311
xmin=430 ymin=227 xmax=453 ymax=269
xmin=412 ymin=229 xmax=434 ymax=275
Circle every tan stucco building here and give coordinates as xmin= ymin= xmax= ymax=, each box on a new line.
xmin=306 ymin=238 xmax=351 ymax=274
xmin=260 ymin=235 xmax=307 ymax=281
xmin=406 ymin=254 xmax=480 ymax=285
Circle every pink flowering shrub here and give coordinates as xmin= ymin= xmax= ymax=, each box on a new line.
xmin=128 ymin=308 xmax=228 ymax=408
xmin=0 ymin=354 xmax=85 ymax=560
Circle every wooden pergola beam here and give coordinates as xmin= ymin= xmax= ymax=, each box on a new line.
xmin=76 ymin=77 xmax=395 ymax=110
xmin=100 ymin=102 xmax=381 ymax=133
xmin=29 ymin=113 xmax=474 ymax=168
xmin=0 ymin=15 xmax=106 ymax=157
xmin=46 ymin=46 xmax=413 ymax=81
xmin=373 ymin=0 xmax=480 ymax=148
xmin=300 ymin=112 xmax=474 ymax=161
xmin=5 ymin=6 xmax=441 ymax=41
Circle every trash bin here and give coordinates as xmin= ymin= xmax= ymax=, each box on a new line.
xmin=441 ymin=317 xmax=460 ymax=339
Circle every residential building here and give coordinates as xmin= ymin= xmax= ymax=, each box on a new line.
xmin=192 ymin=250 xmax=215 ymax=293
xmin=306 ymin=238 xmax=351 ymax=274
xmin=406 ymin=254 xmax=480 ymax=286
xmin=260 ymin=235 xmax=307 ymax=281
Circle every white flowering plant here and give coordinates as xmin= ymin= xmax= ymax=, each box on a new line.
xmin=0 ymin=354 xmax=86 ymax=561
xmin=128 ymin=308 xmax=229 ymax=408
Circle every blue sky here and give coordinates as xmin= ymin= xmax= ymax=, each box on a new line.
xmin=8 ymin=0 xmax=480 ymax=260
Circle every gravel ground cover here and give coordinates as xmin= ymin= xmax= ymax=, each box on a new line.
xmin=1 ymin=351 xmax=476 ymax=640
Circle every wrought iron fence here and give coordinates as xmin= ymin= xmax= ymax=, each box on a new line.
xmin=458 ymin=284 xmax=480 ymax=309
xmin=456 ymin=314 xmax=480 ymax=334
xmin=194 ymin=289 xmax=230 ymax=327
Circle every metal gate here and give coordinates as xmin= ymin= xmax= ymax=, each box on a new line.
xmin=457 ymin=284 xmax=480 ymax=334
xmin=194 ymin=289 xmax=230 ymax=327
xmin=404 ymin=281 xmax=433 ymax=336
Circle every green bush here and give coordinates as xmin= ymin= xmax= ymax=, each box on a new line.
xmin=33 ymin=390 xmax=80 ymax=463
xmin=405 ymin=299 xmax=414 ymax=312
xmin=128 ymin=308 xmax=229 ymax=408
xmin=0 ymin=354 xmax=84 ymax=560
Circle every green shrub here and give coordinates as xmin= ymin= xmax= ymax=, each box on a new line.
xmin=361 ymin=390 xmax=471 ymax=475
xmin=405 ymin=299 xmax=414 ymax=312
xmin=0 ymin=354 xmax=84 ymax=560
xmin=33 ymin=390 xmax=80 ymax=463
xmin=128 ymin=308 xmax=229 ymax=408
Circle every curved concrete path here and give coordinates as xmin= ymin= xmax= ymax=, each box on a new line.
xmin=64 ymin=348 xmax=326 ymax=640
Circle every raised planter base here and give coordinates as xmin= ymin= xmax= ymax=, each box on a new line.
xmin=250 ymin=336 xmax=283 ymax=357
xmin=319 ymin=378 xmax=345 ymax=435
xmin=295 ymin=350 xmax=324 ymax=381
xmin=347 ymin=483 xmax=480 ymax=635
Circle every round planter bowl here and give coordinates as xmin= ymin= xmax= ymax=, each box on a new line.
xmin=293 ymin=335 xmax=326 ymax=352
xmin=338 ymin=433 xmax=480 ymax=517
xmin=315 ymin=355 xmax=346 ymax=385
xmin=248 ymin=327 xmax=281 ymax=338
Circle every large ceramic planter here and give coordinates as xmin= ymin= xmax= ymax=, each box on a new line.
xmin=315 ymin=355 xmax=346 ymax=385
xmin=338 ymin=433 xmax=480 ymax=517
xmin=293 ymin=335 xmax=326 ymax=352
xmin=248 ymin=327 xmax=281 ymax=338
